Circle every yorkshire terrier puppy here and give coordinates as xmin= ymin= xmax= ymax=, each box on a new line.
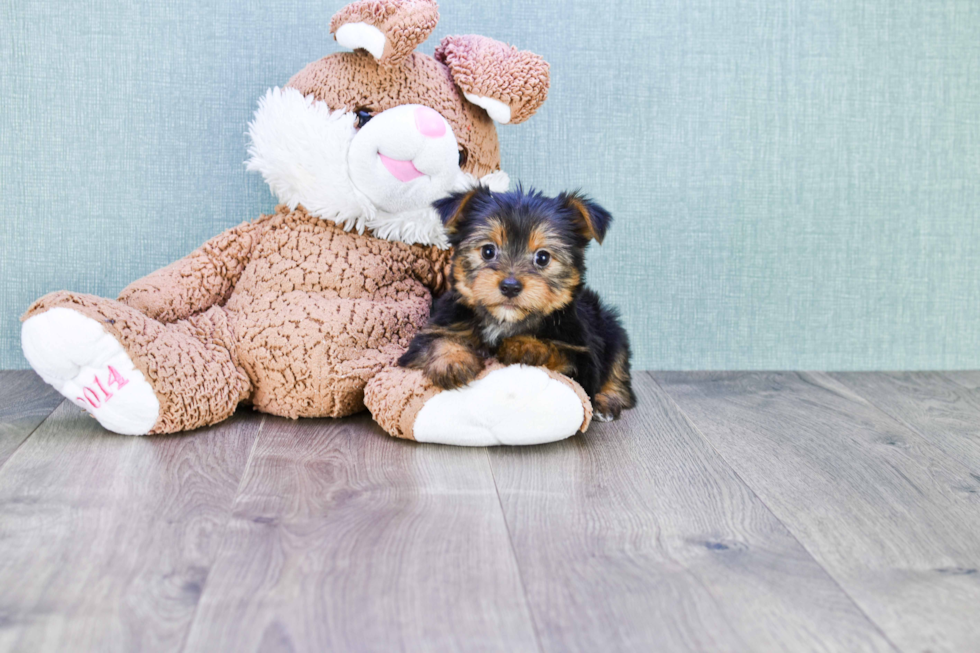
xmin=399 ymin=186 xmax=636 ymax=421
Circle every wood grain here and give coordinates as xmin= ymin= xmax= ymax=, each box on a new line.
xmin=830 ymin=372 xmax=980 ymax=476
xmin=654 ymin=371 xmax=980 ymax=653
xmin=4 ymin=371 xmax=980 ymax=652
xmin=487 ymin=374 xmax=896 ymax=653
xmin=0 ymin=370 xmax=64 ymax=468
xmin=939 ymin=371 xmax=980 ymax=393
xmin=182 ymin=414 xmax=539 ymax=653
xmin=0 ymin=403 xmax=261 ymax=653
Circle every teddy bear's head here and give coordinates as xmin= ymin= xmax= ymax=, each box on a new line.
xmin=246 ymin=0 xmax=550 ymax=248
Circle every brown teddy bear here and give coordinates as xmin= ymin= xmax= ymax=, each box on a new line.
xmin=20 ymin=0 xmax=593 ymax=446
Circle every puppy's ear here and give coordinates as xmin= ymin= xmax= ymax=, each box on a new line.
xmin=435 ymin=35 xmax=550 ymax=125
xmin=330 ymin=0 xmax=439 ymax=68
xmin=434 ymin=186 xmax=490 ymax=234
xmin=561 ymin=192 xmax=612 ymax=244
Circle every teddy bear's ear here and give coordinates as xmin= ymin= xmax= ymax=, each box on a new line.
xmin=435 ymin=35 xmax=550 ymax=125
xmin=330 ymin=0 xmax=439 ymax=68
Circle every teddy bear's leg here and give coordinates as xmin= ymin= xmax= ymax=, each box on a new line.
xmin=364 ymin=361 xmax=593 ymax=446
xmin=21 ymin=292 xmax=250 ymax=436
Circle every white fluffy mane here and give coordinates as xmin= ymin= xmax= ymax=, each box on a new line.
xmin=246 ymin=87 xmax=508 ymax=249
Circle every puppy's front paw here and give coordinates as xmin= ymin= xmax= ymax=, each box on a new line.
xmin=592 ymin=350 xmax=636 ymax=422
xmin=498 ymin=336 xmax=570 ymax=373
xmin=593 ymin=391 xmax=630 ymax=421
xmin=425 ymin=339 xmax=484 ymax=390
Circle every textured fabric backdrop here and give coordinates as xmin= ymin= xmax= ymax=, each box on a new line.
xmin=2 ymin=0 xmax=979 ymax=370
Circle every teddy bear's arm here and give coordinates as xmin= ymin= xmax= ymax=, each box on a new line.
xmin=117 ymin=219 xmax=268 ymax=323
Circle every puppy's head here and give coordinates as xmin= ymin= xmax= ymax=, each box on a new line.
xmin=434 ymin=186 xmax=611 ymax=323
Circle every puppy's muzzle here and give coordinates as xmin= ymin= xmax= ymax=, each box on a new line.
xmin=499 ymin=277 xmax=523 ymax=298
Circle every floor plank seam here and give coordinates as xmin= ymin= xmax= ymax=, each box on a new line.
xmin=0 ymin=398 xmax=66 ymax=477
xmin=821 ymin=371 xmax=980 ymax=484
xmin=176 ymin=414 xmax=267 ymax=653
xmin=484 ymin=448 xmax=546 ymax=653
xmin=937 ymin=370 xmax=978 ymax=394
xmin=830 ymin=378 xmax=933 ymax=446
xmin=643 ymin=372 xmax=905 ymax=653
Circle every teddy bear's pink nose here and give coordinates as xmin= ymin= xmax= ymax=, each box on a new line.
xmin=415 ymin=106 xmax=446 ymax=139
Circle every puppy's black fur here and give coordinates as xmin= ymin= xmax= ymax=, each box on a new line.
xmin=399 ymin=186 xmax=636 ymax=421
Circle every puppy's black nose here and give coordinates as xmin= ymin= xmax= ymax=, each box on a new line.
xmin=499 ymin=277 xmax=523 ymax=298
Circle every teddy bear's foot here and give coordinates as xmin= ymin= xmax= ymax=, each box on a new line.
xmin=21 ymin=307 xmax=160 ymax=436
xmin=365 ymin=362 xmax=593 ymax=447
xmin=414 ymin=365 xmax=588 ymax=446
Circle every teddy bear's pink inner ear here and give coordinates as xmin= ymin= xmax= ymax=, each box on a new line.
xmin=330 ymin=0 xmax=439 ymax=68
xmin=435 ymin=35 xmax=551 ymax=125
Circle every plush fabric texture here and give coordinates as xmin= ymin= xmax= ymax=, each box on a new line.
xmin=364 ymin=362 xmax=445 ymax=440
xmin=18 ymin=0 xmax=585 ymax=444
xmin=435 ymin=35 xmax=550 ymax=125
xmin=246 ymin=86 xmax=489 ymax=248
xmin=288 ymin=50 xmax=501 ymax=179
xmin=330 ymin=0 xmax=439 ymax=68
xmin=410 ymin=364 xmax=593 ymax=446
xmin=24 ymin=293 xmax=251 ymax=434
xmin=246 ymin=88 xmax=371 ymax=233
xmin=364 ymin=360 xmax=593 ymax=441
xmin=25 ymin=205 xmax=453 ymax=432
xmin=21 ymin=307 xmax=161 ymax=436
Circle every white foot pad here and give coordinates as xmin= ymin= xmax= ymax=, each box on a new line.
xmin=413 ymin=365 xmax=586 ymax=447
xmin=22 ymin=308 xmax=160 ymax=436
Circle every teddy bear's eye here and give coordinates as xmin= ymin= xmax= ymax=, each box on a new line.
xmin=355 ymin=110 xmax=374 ymax=129
xmin=458 ymin=146 xmax=468 ymax=168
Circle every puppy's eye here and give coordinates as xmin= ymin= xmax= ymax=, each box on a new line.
xmin=458 ymin=147 xmax=469 ymax=168
xmin=534 ymin=250 xmax=552 ymax=268
xmin=481 ymin=244 xmax=497 ymax=261
xmin=355 ymin=110 xmax=374 ymax=129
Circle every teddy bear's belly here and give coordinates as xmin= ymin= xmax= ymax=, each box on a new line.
xmin=226 ymin=289 xmax=432 ymax=418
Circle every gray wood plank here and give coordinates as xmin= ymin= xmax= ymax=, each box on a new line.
xmin=939 ymin=371 xmax=980 ymax=423
xmin=654 ymin=371 xmax=980 ymax=653
xmin=487 ymin=374 xmax=896 ymax=653
xmin=0 ymin=370 xmax=64 ymax=468
xmin=939 ymin=371 xmax=980 ymax=393
xmin=830 ymin=372 xmax=980 ymax=476
xmin=182 ymin=414 xmax=540 ymax=653
xmin=0 ymin=403 xmax=262 ymax=653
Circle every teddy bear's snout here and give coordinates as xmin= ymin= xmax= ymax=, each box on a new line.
xmin=414 ymin=106 xmax=446 ymax=139
xmin=346 ymin=103 xmax=464 ymax=215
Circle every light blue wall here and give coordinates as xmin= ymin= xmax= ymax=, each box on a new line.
xmin=2 ymin=0 xmax=979 ymax=370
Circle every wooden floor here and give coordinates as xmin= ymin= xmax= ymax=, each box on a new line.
xmin=0 ymin=371 xmax=978 ymax=652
